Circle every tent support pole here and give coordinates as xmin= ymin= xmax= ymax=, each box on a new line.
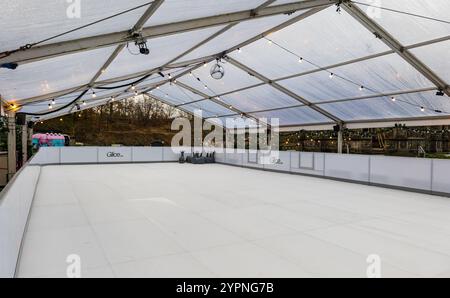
xmin=337 ymin=126 xmax=343 ymax=154
xmin=7 ymin=112 xmax=17 ymax=181
xmin=21 ymin=125 xmax=28 ymax=163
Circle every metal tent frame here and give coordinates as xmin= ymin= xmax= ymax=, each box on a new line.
xmin=1 ymin=0 xmax=449 ymax=129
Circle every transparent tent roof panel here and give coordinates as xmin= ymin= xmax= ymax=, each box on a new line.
xmin=177 ymin=12 xmax=307 ymax=63
xmin=278 ymin=53 xmax=434 ymax=103
xmin=1 ymin=0 xmax=151 ymax=52
xmin=3 ymin=1 xmax=449 ymax=126
xmin=228 ymin=7 xmax=390 ymax=80
xmin=145 ymin=0 xmax=268 ymax=27
xmin=319 ymin=91 xmax=450 ymax=122
xmin=98 ymin=26 xmax=225 ymax=81
xmin=217 ymin=116 xmax=258 ymax=129
xmin=0 ymin=46 xmax=116 ymax=101
xmin=250 ymin=106 xmax=331 ymax=126
xmin=410 ymin=40 xmax=450 ymax=85
xmin=354 ymin=0 xmax=450 ymax=46
xmin=98 ymin=67 xmax=186 ymax=90
xmin=150 ymin=83 xmax=203 ymax=106
xmin=183 ymin=100 xmax=234 ymax=118
xmin=20 ymin=84 xmax=134 ymax=114
xmin=268 ymin=0 xmax=305 ymax=6
xmin=178 ymin=61 xmax=261 ymax=97
xmin=219 ymin=85 xmax=300 ymax=112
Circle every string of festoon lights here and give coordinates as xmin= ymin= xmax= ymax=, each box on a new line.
xmin=172 ymin=66 xmax=246 ymax=119
xmin=42 ymin=64 xmax=202 ymax=115
xmin=117 ymin=65 xmax=223 ymax=117
xmin=263 ymin=36 xmax=449 ymax=114
xmin=175 ymin=83 xmax=220 ymax=117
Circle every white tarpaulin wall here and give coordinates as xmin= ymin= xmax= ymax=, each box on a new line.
xmin=1 ymin=0 xmax=449 ymax=129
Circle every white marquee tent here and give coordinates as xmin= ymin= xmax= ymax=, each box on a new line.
xmin=3 ymin=1 xmax=450 ymax=279
xmin=1 ymin=0 xmax=449 ymax=130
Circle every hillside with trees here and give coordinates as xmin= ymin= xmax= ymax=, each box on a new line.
xmin=33 ymin=96 xmax=191 ymax=146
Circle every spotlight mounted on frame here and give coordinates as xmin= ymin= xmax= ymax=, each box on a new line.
xmin=436 ymin=89 xmax=445 ymax=96
xmin=132 ymin=32 xmax=150 ymax=55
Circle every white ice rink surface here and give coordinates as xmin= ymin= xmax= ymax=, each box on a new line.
xmin=18 ymin=163 xmax=450 ymax=278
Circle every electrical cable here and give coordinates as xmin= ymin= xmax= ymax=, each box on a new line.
xmin=126 ymin=42 xmax=142 ymax=56
xmin=16 ymin=64 xmax=196 ymax=116
xmin=173 ymin=71 xmax=249 ymax=119
xmin=95 ymin=62 xmax=202 ymax=90
xmin=174 ymin=71 xmax=216 ymax=108
xmin=18 ymin=89 xmax=89 ymax=116
xmin=95 ymin=72 xmax=155 ymax=90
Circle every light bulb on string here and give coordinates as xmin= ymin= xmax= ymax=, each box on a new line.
xmin=391 ymin=96 xmax=396 ymax=102
xmin=421 ymin=106 xmax=425 ymax=112
xmin=82 ymin=101 xmax=87 ymax=106
xmin=131 ymin=85 xmax=136 ymax=90
xmin=92 ymin=91 xmax=97 ymax=98
xmin=329 ymin=73 xmax=334 ymax=79
xmin=298 ymin=57 xmax=303 ymax=63
xmin=48 ymin=104 xmax=53 ymax=109
xmin=359 ymin=86 xmax=364 ymax=91
xmin=51 ymin=99 xmax=56 ymax=105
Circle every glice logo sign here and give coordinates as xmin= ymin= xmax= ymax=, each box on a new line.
xmin=107 ymin=152 xmax=124 ymax=158
xmin=66 ymin=0 xmax=81 ymax=19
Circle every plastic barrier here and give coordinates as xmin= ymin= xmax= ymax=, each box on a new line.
xmin=29 ymin=147 xmax=182 ymax=165
xmin=28 ymin=147 xmax=450 ymax=196
xmin=0 ymin=166 xmax=41 ymax=278
xmin=218 ymin=151 xmax=450 ymax=196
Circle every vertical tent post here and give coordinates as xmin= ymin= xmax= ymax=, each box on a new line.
xmin=337 ymin=124 xmax=343 ymax=154
xmin=21 ymin=124 xmax=28 ymax=163
xmin=28 ymin=124 xmax=33 ymax=146
xmin=7 ymin=111 xmax=16 ymax=181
